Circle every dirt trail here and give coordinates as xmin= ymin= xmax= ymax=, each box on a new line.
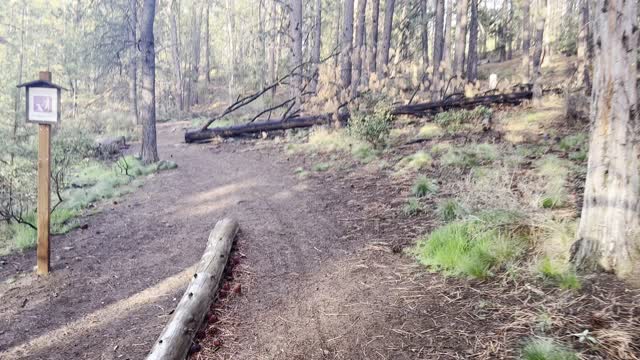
xmin=0 ymin=123 xmax=354 ymax=359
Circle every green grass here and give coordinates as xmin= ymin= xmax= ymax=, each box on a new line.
xmin=437 ymin=199 xmax=467 ymax=222
xmin=431 ymin=142 xmax=452 ymax=155
xmin=415 ymin=211 xmax=525 ymax=279
xmin=417 ymin=124 xmax=444 ymax=139
xmin=312 ymin=162 xmax=331 ymax=172
xmin=412 ymin=176 xmax=439 ymax=197
xmin=3 ymin=156 xmax=177 ymax=253
xmin=441 ymin=143 xmax=498 ymax=168
xmin=521 ymin=338 xmax=579 ymax=360
xmin=536 ymin=257 xmax=582 ymax=290
xmin=395 ymin=151 xmax=433 ymax=173
xmin=558 ymin=133 xmax=588 ymax=152
xmin=403 ymin=198 xmax=423 ymax=216
xmin=290 ymin=127 xmax=378 ymax=164
xmin=536 ymin=156 xmax=571 ymax=209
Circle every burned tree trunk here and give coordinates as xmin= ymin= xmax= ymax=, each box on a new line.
xmin=378 ymin=0 xmax=396 ymax=77
xmin=340 ymin=0 xmax=355 ymax=90
xmin=140 ymin=0 xmax=159 ymax=164
xmin=352 ymin=0 xmax=367 ymax=97
xmin=368 ymin=0 xmax=380 ymax=76
xmin=466 ymin=0 xmax=478 ymax=81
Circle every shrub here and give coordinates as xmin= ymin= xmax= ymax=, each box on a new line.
xmin=412 ymin=176 xmax=438 ymax=197
xmin=348 ymin=104 xmax=393 ymax=149
xmin=434 ymin=106 xmax=492 ymax=134
xmin=415 ymin=211 xmax=525 ymax=279
xmin=521 ymin=338 xmax=578 ymax=360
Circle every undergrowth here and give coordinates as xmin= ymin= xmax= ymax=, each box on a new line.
xmin=434 ymin=106 xmax=492 ymax=134
xmin=521 ymin=338 xmax=578 ymax=360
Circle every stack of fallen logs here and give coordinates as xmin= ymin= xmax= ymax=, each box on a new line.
xmin=184 ymin=90 xmax=533 ymax=143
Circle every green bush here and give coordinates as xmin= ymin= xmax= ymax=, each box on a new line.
xmin=434 ymin=106 xmax=492 ymax=133
xmin=348 ymin=104 xmax=393 ymax=149
xmin=412 ymin=176 xmax=438 ymax=197
xmin=521 ymin=338 xmax=578 ymax=360
xmin=415 ymin=211 xmax=525 ymax=279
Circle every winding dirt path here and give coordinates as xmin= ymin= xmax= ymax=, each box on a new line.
xmin=0 ymin=123 xmax=353 ymax=359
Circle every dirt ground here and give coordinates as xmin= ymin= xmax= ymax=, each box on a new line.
xmin=1 ymin=122 xmax=638 ymax=360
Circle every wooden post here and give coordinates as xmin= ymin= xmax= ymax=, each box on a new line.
xmin=36 ymin=71 xmax=52 ymax=275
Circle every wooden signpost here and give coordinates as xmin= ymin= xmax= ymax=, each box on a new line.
xmin=17 ymin=71 xmax=64 ymax=275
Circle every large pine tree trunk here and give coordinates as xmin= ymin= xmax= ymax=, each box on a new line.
xmin=310 ymin=0 xmax=322 ymax=93
xmin=140 ymin=0 xmax=159 ymax=164
xmin=225 ymin=0 xmax=236 ymax=102
xmin=442 ymin=0 xmax=453 ymax=66
xmin=466 ymin=0 xmax=478 ymax=81
xmin=340 ymin=0 xmax=355 ymax=90
xmin=572 ymin=0 xmax=640 ymax=281
xmin=289 ymin=0 xmax=303 ymax=108
xmin=128 ymin=0 xmax=139 ymax=124
xmin=377 ymin=0 xmax=395 ymax=78
xmin=521 ymin=0 xmax=531 ymax=82
xmin=433 ymin=0 xmax=445 ymax=73
xmin=368 ymin=0 xmax=380 ymax=76
xmin=205 ymin=2 xmax=211 ymax=84
xmin=352 ymin=0 xmax=367 ymax=96
xmin=453 ymin=0 xmax=468 ymax=77
xmin=190 ymin=6 xmax=202 ymax=107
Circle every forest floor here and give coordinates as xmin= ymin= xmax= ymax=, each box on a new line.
xmin=0 ymin=97 xmax=639 ymax=360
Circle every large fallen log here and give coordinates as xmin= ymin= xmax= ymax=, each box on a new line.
xmin=185 ymin=114 xmax=335 ymax=143
xmin=184 ymin=91 xmax=532 ymax=143
xmin=146 ymin=218 xmax=239 ymax=360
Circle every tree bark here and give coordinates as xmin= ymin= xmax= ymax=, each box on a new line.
xmin=340 ymin=0 xmax=355 ymax=90
xmin=531 ymin=0 xmax=545 ymax=105
xmin=205 ymin=2 xmax=211 ymax=84
xmin=521 ymin=0 xmax=531 ymax=82
xmin=378 ymin=0 xmax=395 ymax=77
xmin=140 ymin=0 xmax=159 ymax=164
xmin=310 ymin=0 xmax=322 ymax=93
xmin=225 ymin=0 xmax=236 ymax=102
xmin=466 ymin=0 xmax=478 ymax=81
xmin=169 ymin=0 xmax=183 ymax=111
xmin=289 ymin=0 xmax=303 ymax=108
xmin=128 ymin=0 xmax=139 ymax=124
xmin=433 ymin=0 xmax=445 ymax=73
xmin=453 ymin=0 xmax=468 ymax=77
xmin=368 ymin=0 xmax=380 ymax=76
xmin=352 ymin=0 xmax=367 ymax=96
xmin=443 ymin=0 xmax=453 ymax=66
xmin=146 ymin=219 xmax=239 ymax=360
xmin=575 ymin=0 xmax=590 ymax=94
xmin=420 ymin=0 xmax=429 ymax=67
xmin=572 ymin=0 xmax=640 ymax=282
xmin=190 ymin=5 xmax=202 ymax=107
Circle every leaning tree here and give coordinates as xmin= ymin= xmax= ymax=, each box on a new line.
xmin=572 ymin=0 xmax=640 ymax=282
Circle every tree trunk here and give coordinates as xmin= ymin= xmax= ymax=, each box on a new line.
xmin=466 ymin=0 xmax=478 ymax=81
xmin=521 ymin=0 xmax=531 ymax=82
xmin=310 ymin=0 xmax=322 ymax=93
xmin=128 ymin=0 xmax=139 ymax=124
xmin=205 ymin=2 xmax=211 ymax=84
xmin=146 ymin=219 xmax=239 ymax=360
xmin=225 ymin=0 xmax=236 ymax=102
xmin=368 ymin=0 xmax=380 ymax=76
xmin=420 ymin=0 xmax=429 ymax=67
xmin=453 ymin=0 xmax=468 ymax=77
xmin=531 ymin=0 xmax=545 ymax=105
xmin=572 ymin=0 xmax=640 ymax=282
xmin=575 ymin=0 xmax=590 ymax=94
xmin=289 ymin=0 xmax=303 ymax=108
xmin=190 ymin=6 xmax=202 ymax=107
xmin=340 ymin=0 xmax=355 ymax=90
xmin=443 ymin=0 xmax=453 ymax=66
xmin=169 ymin=0 xmax=183 ymax=111
xmin=378 ymin=0 xmax=395 ymax=77
xmin=433 ymin=0 xmax=445 ymax=73
xmin=352 ymin=0 xmax=367 ymax=96
xmin=140 ymin=0 xmax=159 ymax=164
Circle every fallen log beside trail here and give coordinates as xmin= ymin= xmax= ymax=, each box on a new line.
xmin=185 ymin=114 xmax=336 ymax=143
xmin=184 ymin=90 xmax=532 ymax=143
xmin=146 ymin=218 xmax=239 ymax=360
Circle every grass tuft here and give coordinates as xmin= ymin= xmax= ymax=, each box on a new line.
xmin=395 ymin=151 xmax=433 ymax=173
xmin=412 ymin=176 xmax=438 ymax=197
xmin=536 ymin=257 xmax=581 ymax=290
xmin=417 ymin=124 xmax=444 ymax=139
xmin=521 ymin=338 xmax=579 ymax=360
xmin=437 ymin=199 xmax=467 ymax=222
xmin=441 ymin=143 xmax=498 ymax=168
xmin=312 ymin=162 xmax=331 ymax=172
xmin=403 ymin=198 xmax=423 ymax=216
